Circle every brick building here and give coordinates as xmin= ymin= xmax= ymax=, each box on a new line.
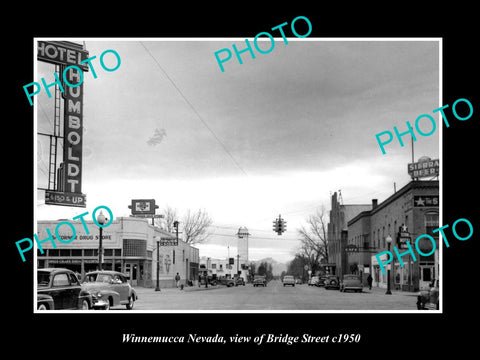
xmin=347 ymin=180 xmax=439 ymax=291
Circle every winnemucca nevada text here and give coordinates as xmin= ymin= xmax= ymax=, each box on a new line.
xmin=122 ymin=333 xmax=360 ymax=345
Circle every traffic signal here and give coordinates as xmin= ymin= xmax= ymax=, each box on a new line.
xmin=273 ymin=215 xmax=286 ymax=235
xmin=279 ymin=219 xmax=287 ymax=234
xmin=273 ymin=219 xmax=280 ymax=233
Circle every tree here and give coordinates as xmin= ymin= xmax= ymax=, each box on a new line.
xmin=287 ymin=255 xmax=308 ymax=281
xmin=162 ymin=205 xmax=178 ymax=233
xmin=256 ymin=261 xmax=273 ymax=281
xmin=181 ymin=208 xmax=213 ymax=244
xmin=296 ymin=206 xmax=329 ymax=275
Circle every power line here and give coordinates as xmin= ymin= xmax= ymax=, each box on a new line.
xmin=139 ymin=41 xmax=248 ymax=177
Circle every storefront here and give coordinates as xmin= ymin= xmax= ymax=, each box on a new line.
xmin=349 ymin=179 xmax=439 ymax=292
xmin=36 ymin=216 xmax=199 ymax=288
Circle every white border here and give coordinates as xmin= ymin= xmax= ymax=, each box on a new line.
xmin=33 ymin=37 xmax=442 ymax=314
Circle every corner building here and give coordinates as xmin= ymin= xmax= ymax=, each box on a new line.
xmin=347 ymin=180 xmax=439 ymax=291
xmin=36 ymin=216 xmax=199 ymax=288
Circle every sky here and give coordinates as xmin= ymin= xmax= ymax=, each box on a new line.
xmin=35 ymin=38 xmax=440 ymax=264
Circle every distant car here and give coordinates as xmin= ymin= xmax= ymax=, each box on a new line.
xmin=82 ymin=271 xmax=137 ymax=310
xmin=295 ymin=278 xmax=302 ymax=284
xmin=308 ymin=276 xmax=319 ymax=286
xmin=218 ymin=277 xmax=236 ymax=287
xmin=37 ymin=268 xmax=92 ymax=310
xmin=253 ymin=275 xmax=267 ymax=287
xmin=324 ymin=275 xmax=340 ymax=290
xmin=417 ymin=279 xmax=439 ymax=310
xmin=283 ymin=275 xmax=295 ymax=287
xmin=340 ymin=274 xmax=363 ymax=293
xmin=234 ymin=277 xmax=246 ymax=286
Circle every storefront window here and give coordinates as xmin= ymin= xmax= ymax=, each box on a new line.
xmin=403 ymin=263 xmax=410 ymax=285
xmin=425 ymin=212 xmax=439 ymax=237
xmin=394 ymin=264 xmax=401 ymax=284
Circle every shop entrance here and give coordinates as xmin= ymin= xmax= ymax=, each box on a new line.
xmin=419 ymin=264 xmax=434 ymax=289
xmin=125 ymin=262 xmax=138 ymax=286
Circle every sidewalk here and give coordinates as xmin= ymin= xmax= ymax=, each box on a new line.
xmin=361 ymin=286 xmax=419 ymax=297
xmin=133 ymin=284 xmax=224 ymax=295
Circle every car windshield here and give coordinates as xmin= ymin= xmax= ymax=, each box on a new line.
xmin=254 ymin=275 xmax=265 ymax=279
xmin=37 ymin=272 xmax=51 ymax=287
xmin=284 ymin=276 xmax=294 ymax=280
xmin=344 ymin=275 xmax=358 ymax=280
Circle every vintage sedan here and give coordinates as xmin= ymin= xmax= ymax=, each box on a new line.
xmin=417 ymin=279 xmax=439 ymax=310
xmin=340 ymin=274 xmax=363 ymax=293
xmin=282 ymin=275 xmax=296 ymax=287
xmin=37 ymin=268 xmax=92 ymax=310
xmin=324 ymin=275 xmax=340 ymax=290
xmin=234 ymin=277 xmax=246 ymax=286
xmin=82 ymin=271 xmax=138 ymax=310
xmin=218 ymin=276 xmax=236 ymax=287
xmin=253 ymin=275 xmax=267 ymax=287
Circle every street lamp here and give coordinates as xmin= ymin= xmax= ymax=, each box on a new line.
xmin=97 ymin=211 xmax=106 ymax=271
xmin=206 ymin=257 xmax=210 ymax=288
xmin=155 ymin=237 xmax=161 ymax=292
xmin=385 ymin=235 xmax=392 ymax=295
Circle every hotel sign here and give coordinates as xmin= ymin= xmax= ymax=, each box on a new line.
xmin=45 ymin=190 xmax=86 ymax=207
xmin=37 ymin=41 xmax=90 ymax=71
xmin=39 ymin=41 xmax=88 ymax=208
xmin=408 ymin=158 xmax=439 ymax=179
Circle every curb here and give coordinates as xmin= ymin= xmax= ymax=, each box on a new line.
xmin=184 ymin=285 xmax=223 ymax=292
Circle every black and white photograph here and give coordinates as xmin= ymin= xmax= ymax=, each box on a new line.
xmin=8 ymin=6 xmax=478 ymax=354
xmin=33 ymin=38 xmax=441 ymax=312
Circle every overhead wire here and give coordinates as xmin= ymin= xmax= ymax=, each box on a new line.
xmin=139 ymin=41 xmax=248 ymax=177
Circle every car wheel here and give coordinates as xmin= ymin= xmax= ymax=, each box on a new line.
xmin=81 ymin=299 xmax=90 ymax=310
xmin=104 ymin=299 xmax=111 ymax=310
xmin=38 ymin=303 xmax=48 ymax=310
xmin=126 ymin=296 xmax=134 ymax=310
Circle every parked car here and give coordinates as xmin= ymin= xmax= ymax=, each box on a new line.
xmin=234 ymin=277 xmax=246 ymax=286
xmin=295 ymin=278 xmax=302 ymax=285
xmin=37 ymin=268 xmax=92 ymax=310
xmin=340 ymin=274 xmax=363 ymax=292
xmin=82 ymin=271 xmax=137 ymax=310
xmin=283 ymin=275 xmax=296 ymax=287
xmin=253 ymin=275 xmax=267 ymax=287
xmin=417 ymin=279 xmax=439 ymax=310
xmin=308 ymin=276 xmax=319 ymax=286
xmin=324 ymin=275 xmax=340 ymax=290
xmin=218 ymin=277 xmax=236 ymax=287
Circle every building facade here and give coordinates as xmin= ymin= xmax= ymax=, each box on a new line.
xmin=347 ymin=180 xmax=439 ymax=292
xmin=327 ymin=192 xmax=372 ymax=278
xmin=36 ymin=216 xmax=199 ymax=288
xmin=199 ymin=256 xmax=249 ymax=281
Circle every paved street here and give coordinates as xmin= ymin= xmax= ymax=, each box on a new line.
xmin=111 ymin=280 xmax=418 ymax=311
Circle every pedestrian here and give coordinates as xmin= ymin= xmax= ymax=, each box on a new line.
xmin=175 ymin=272 xmax=181 ymax=288
xmin=367 ymin=274 xmax=373 ymax=290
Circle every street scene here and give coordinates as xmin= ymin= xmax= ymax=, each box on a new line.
xmin=33 ymin=38 xmax=440 ymax=312
xmin=118 ymin=280 xmax=418 ymax=311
